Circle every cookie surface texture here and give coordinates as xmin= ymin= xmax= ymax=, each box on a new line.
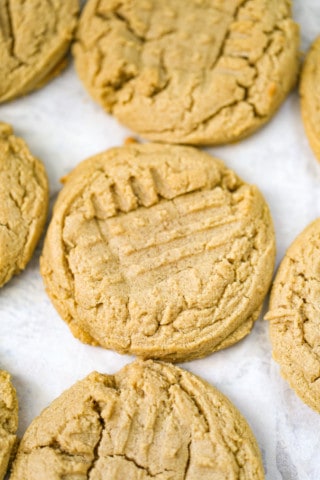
xmin=266 ymin=219 xmax=320 ymax=413
xmin=0 ymin=122 xmax=49 ymax=287
xmin=41 ymin=143 xmax=275 ymax=361
xmin=74 ymin=0 xmax=300 ymax=145
xmin=10 ymin=360 xmax=265 ymax=479
xmin=300 ymin=36 xmax=320 ymax=161
xmin=0 ymin=0 xmax=79 ymax=102
xmin=0 ymin=370 xmax=18 ymax=480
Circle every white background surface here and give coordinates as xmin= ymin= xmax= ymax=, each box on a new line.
xmin=1 ymin=1 xmax=320 ymax=478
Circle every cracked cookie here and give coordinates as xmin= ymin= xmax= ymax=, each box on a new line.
xmin=0 ymin=370 xmax=18 ymax=480
xmin=300 ymin=36 xmax=320 ymax=162
xmin=10 ymin=360 xmax=265 ymax=479
xmin=40 ymin=143 xmax=275 ymax=361
xmin=265 ymin=219 xmax=320 ymax=413
xmin=0 ymin=122 xmax=49 ymax=287
xmin=0 ymin=0 xmax=79 ymax=103
xmin=73 ymin=0 xmax=299 ymax=145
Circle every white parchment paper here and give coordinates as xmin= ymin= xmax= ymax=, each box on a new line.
xmin=1 ymin=1 xmax=320 ymax=478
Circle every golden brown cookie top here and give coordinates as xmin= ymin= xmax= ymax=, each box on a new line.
xmin=41 ymin=143 xmax=275 ymax=361
xmin=74 ymin=0 xmax=299 ymax=145
xmin=300 ymin=36 xmax=320 ymax=161
xmin=0 ymin=0 xmax=79 ymax=102
xmin=266 ymin=219 xmax=320 ymax=413
xmin=11 ymin=360 xmax=264 ymax=479
xmin=0 ymin=122 xmax=49 ymax=287
xmin=0 ymin=370 xmax=18 ymax=480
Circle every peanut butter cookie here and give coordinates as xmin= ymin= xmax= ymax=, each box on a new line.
xmin=266 ymin=219 xmax=320 ymax=413
xmin=41 ymin=143 xmax=275 ymax=361
xmin=0 ymin=0 xmax=79 ymax=103
xmin=74 ymin=0 xmax=299 ymax=145
xmin=11 ymin=360 xmax=265 ymax=479
xmin=0 ymin=122 xmax=49 ymax=287
xmin=0 ymin=370 xmax=18 ymax=480
xmin=300 ymin=36 xmax=320 ymax=161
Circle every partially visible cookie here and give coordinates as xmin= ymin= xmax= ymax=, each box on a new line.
xmin=0 ymin=370 xmax=18 ymax=480
xmin=41 ymin=143 xmax=275 ymax=361
xmin=266 ymin=219 xmax=320 ymax=413
xmin=300 ymin=36 xmax=320 ymax=161
xmin=74 ymin=0 xmax=299 ymax=145
xmin=0 ymin=0 xmax=79 ymax=103
xmin=10 ymin=360 xmax=265 ymax=479
xmin=0 ymin=122 xmax=49 ymax=287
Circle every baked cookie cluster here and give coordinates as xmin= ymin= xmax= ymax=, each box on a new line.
xmin=1 ymin=0 xmax=320 ymax=478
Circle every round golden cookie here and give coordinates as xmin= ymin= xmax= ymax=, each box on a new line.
xmin=0 ymin=122 xmax=49 ymax=287
xmin=10 ymin=360 xmax=265 ymax=479
xmin=41 ymin=143 xmax=275 ymax=361
xmin=73 ymin=0 xmax=300 ymax=145
xmin=266 ymin=219 xmax=320 ymax=413
xmin=0 ymin=370 xmax=18 ymax=480
xmin=0 ymin=0 xmax=79 ymax=103
xmin=300 ymin=36 xmax=320 ymax=161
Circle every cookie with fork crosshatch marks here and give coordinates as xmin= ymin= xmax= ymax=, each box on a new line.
xmin=10 ymin=360 xmax=265 ymax=479
xmin=40 ymin=143 xmax=275 ymax=361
